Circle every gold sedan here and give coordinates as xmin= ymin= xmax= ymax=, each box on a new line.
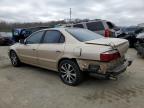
xmin=9 ymin=28 xmax=132 ymax=86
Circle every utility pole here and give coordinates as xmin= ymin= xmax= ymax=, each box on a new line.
xmin=70 ymin=8 xmax=72 ymax=23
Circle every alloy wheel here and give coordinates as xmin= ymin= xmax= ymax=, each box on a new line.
xmin=60 ymin=63 xmax=77 ymax=84
xmin=11 ymin=52 xmax=18 ymax=65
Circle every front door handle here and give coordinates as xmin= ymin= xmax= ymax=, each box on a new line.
xmin=32 ymin=49 xmax=36 ymax=51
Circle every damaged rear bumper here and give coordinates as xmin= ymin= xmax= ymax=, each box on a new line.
xmin=106 ymin=59 xmax=132 ymax=76
xmin=83 ymin=59 xmax=132 ymax=78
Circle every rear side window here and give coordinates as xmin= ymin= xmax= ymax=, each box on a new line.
xmin=43 ymin=30 xmax=65 ymax=43
xmin=86 ymin=22 xmax=104 ymax=31
xmin=73 ymin=24 xmax=84 ymax=28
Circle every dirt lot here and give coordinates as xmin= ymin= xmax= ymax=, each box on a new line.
xmin=0 ymin=46 xmax=144 ymax=108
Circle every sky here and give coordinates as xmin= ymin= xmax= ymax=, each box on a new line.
xmin=0 ymin=0 xmax=144 ymax=26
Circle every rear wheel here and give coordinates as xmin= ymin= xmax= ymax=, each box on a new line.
xmin=10 ymin=51 xmax=21 ymax=67
xmin=58 ymin=60 xmax=83 ymax=86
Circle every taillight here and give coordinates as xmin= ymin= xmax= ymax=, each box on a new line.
xmin=100 ymin=50 xmax=121 ymax=62
xmin=105 ymin=29 xmax=111 ymax=37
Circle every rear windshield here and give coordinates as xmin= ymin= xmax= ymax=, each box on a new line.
xmin=66 ymin=28 xmax=103 ymax=42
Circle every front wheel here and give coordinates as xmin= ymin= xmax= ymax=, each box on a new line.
xmin=58 ymin=60 xmax=83 ymax=86
xmin=10 ymin=51 xmax=21 ymax=67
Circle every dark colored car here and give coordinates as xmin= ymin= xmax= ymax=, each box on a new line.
xmin=117 ymin=26 xmax=143 ymax=47
xmin=136 ymin=32 xmax=144 ymax=57
xmin=0 ymin=33 xmax=13 ymax=45
xmin=12 ymin=26 xmax=49 ymax=42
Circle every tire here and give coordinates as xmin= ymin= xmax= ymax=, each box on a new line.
xmin=10 ymin=51 xmax=21 ymax=67
xmin=58 ymin=60 xmax=83 ymax=86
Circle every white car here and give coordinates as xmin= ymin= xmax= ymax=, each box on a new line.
xmin=65 ymin=20 xmax=121 ymax=37
xmin=9 ymin=28 xmax=132 ymax=86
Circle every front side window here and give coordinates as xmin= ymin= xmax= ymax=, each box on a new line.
xmin=43 ymin=30 xmax=65 ymax=43
xmin=86 ymin=21 xmax=104 ymax=31
xmin=26 ymin=31 xmax=44 ymax=44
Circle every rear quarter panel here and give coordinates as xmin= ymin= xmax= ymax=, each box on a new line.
xmin=64 ymin=43 xmax=112 ymax=61
xmin=79 ymin=44 xmax=112 ymax=60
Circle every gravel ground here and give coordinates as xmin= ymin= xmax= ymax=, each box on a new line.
xmin=0 ymin=46 xmax=144 ymax=108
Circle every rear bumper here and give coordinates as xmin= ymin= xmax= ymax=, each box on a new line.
xmin=85 ymin=59 xmax=132 ymax=77
xmin=106 ymin=59 xmax=132 ymax=76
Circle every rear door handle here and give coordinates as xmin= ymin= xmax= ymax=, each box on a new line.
xmin=32 ymin=49 xmax=36 ymax=51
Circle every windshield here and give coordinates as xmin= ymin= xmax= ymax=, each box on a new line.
xmin=66 ymin=28 xmax=103 ymax=42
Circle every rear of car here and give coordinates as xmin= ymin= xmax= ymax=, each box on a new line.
xmin=83 ymin=38 xmax=131 ymax=76
xmin=85 ymin=20 xmax=118 ymax=37
xmin=66 ymin=28 xmax=132 ymax=78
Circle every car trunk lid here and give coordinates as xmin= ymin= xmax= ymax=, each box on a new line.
xmin=85 ymin=38 xmax=129 ymax=56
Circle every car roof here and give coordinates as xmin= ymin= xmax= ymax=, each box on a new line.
xmin=66 ymin=19 xmax=110 ymax=26
xmin=32 ymin=27 xmax=89 ymax=34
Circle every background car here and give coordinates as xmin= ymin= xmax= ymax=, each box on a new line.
xmin=12 ymin=26 xmax=49 ymax=42
xmin=65 ymin=20 xmax=120 ymax=37
xmin=9 ymin=28 xmax=132 ymax=86
xmin=0 ymin=33 xmax=13 ymax=45
xmin=117 ymin=26 xmax=143 ymax=47
xmin=135 ymin=32 xmax=144 ymax=57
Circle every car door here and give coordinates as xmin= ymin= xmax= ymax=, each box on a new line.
xmin=37 ymin=30 xmax=65 ymax=71
xmin=17 ymin=31 xmax=45 ymax=65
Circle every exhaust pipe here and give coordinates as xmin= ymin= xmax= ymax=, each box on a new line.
xmin=108 ymin=75 xmax=118 ymax=80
